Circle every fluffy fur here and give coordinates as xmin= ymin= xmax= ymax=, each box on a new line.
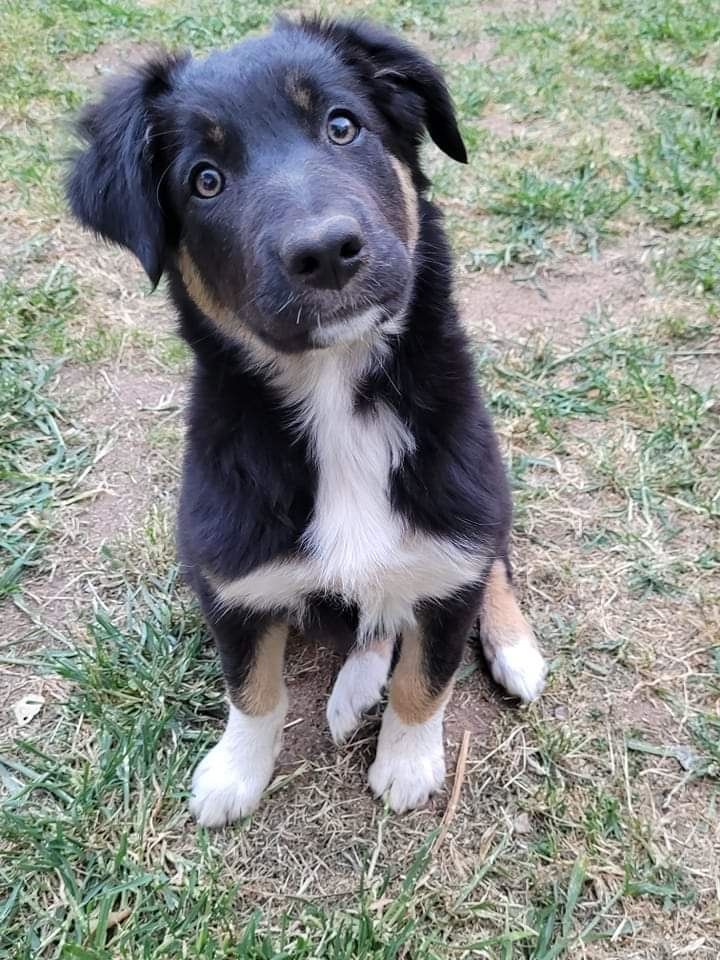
xmin=67 ymin=16 xmax=547 ymax=823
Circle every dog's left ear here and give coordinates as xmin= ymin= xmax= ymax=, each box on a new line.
xmin=301 ymin=18 xmax=467 ymax=165
xmin=66 ymin=52 xmax=188 ymax=286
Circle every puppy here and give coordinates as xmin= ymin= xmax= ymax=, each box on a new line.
xmin=67 ymin=17 xmax=547 ymax=825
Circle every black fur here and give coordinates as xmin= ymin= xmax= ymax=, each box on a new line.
xmin=298 ymin=17 xmax=468 ymax=176
xmin=67 ymin=17 xmax=513 ymax=720
xmin=68 ymin=53 xmax=189 ymax=284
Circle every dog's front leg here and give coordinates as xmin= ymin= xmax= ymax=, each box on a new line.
xmin=326 ymin=637 xmax=394 ymax=744
xmin=189 ymin=600 xmax=288 ymax=828
xmin=368 ymin=586 xmax=482 ymax=813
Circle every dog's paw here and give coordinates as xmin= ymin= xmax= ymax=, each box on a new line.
xmin=327 ymin=643 xmax=393 ymax=744
xmin=368 ymin=704 xmax=446 ymax=813
xmin=189 ymin=742 xmax=271 ymax=827
xmin=189 ymin=699 xmax=286 ymax=828
xmin=488 ymin=635 xmax=547 ymax=703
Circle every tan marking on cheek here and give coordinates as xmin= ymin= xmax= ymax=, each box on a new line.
xmin=481 ymin=559 xmax=537 ymax=656
xmin=285 ymin=72 xmax=312 ymax=112
xmin=177 ymin=244 xmax=238 ymax=335
xmin=229 ymin=623 xmax=287 ymax=716
xmin=389 ymin=155 xmax=420 ymax=252
xmin=389 ymin=628 xmax=452 ymax=725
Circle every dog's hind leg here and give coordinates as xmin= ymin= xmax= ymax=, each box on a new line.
xmin=189 ymin=598 xmax=288 ymax=828
xmin=478 ymin=558 xmax=547 ymax=703
xmin=326 ymin=637 xmax=394 ymax=744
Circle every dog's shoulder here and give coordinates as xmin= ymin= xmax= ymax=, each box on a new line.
xmin=178 ymin=352 xmax=315 ymax=580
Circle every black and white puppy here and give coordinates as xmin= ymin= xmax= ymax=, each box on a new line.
xmin=67 ymin=17 xmax=547 ymax=825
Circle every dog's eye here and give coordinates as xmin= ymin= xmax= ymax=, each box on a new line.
xmin=192 ymin=164 xmax=224 ymax=199
xmin=327 ymin=112 xmax=359 ymax=146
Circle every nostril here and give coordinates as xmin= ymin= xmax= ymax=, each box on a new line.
xmin=297 ymin=255 xmax=319 ymax=275
xmin=340 ymin=237 xmax=363 ymax=260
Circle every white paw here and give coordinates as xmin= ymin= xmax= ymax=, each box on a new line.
xmin=327 ymin=642 xmax=393 ymax=744
xmin=489 ymin=636 xmax=547 ymax=702
xmin=189 ymin=697 xmax=286 ymax=828
xmin=368 ymin=704 xmax=446 ymax=813
xmin=189 ymin=741 xmax=271 ymax=827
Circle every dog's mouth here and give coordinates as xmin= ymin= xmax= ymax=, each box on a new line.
xmin=255 ymin=286 xmax=409 ymax=351
xmin=243 ymin=233 xmax=414 ymax=352
xmin=310 ymin=305 xmax=387 ymax=347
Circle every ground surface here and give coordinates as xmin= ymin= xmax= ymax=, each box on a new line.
xmin=1 ymin=1 xmax=719 ymax=958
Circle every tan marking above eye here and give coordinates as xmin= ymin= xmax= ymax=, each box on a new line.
xmin=285 ymin=71 xmax=312 ymax=111
xmin=207 ymin=123 xmax=225 ymax=145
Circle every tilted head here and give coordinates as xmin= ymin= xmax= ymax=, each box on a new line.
xmin=67 ymin=18 xmax=467 ymax=353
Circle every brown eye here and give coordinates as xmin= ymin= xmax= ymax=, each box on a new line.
xmin=327 ymin=112 xmax=359 ymax=145
xmin=192 ymin=164 xmax=224 ymax=198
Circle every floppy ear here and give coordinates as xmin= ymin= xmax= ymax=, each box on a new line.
xmin=300 ymin=17 xmax=467 ymax=165
xmin=66 ymin=53 xmax=188 ymax=285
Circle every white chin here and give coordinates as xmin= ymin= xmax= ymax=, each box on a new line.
xmin=311 ymin=306 xmax=384 ymax=347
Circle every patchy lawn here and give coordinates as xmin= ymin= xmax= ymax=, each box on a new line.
xmin=1 ymin=0 xmax=718 ymax=957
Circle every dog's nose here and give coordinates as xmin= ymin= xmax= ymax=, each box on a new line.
xmin=281 ymin=216 xmax=365 ymax=290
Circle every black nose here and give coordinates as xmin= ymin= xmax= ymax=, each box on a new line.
xmin=281 ymin=216 xmax=365 ymax=290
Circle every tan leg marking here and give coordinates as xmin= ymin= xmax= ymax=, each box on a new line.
xmin=480 ymin=560 xmax=547 ymax=702
xmin=390 ymin=627 xmax=452 ymax=725
xmin=228 ymin=622 xmax=287 ymax=716
xmin=481 ymin=560 xmax=536 ymax=654
xmin=369 ymin=628 xmax=449 ymax=811
xmin=190 ymin=623 xmax=288 ymax=827
xmin=389 ymin=155 xmax=420 ymax=252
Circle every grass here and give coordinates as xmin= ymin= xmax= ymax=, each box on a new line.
xmin=1 ymin=0 xmax=719 ymax=956
xmin=658 ymin=237 xmax=720 ymax=297
xmin=470 ymin=164 xmax=630 ymax=267
xmin=481 ymin=313 xmax=719 ymax=526
xmin=0 ymin=267 xmax=96 ymax=600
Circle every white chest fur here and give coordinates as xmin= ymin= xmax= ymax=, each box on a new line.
xmin=214 ymin=331 xmax=484 ymax=639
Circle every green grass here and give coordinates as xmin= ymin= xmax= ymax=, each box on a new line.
xmin=0 ymin=267 xmax=95 ymax=599
xmin=481 ymin=314 xmax=718 ymax=526
xmin=3 ymin=574 xmax=706 ymax=957
xmin=471 ymin=164 xmax=630 ymax=266
xmin=430 ymin=0 xmax=720 ymax=274
xmin=658 ymin=237 xmax=720 ymax=297
xmin=0 ymin=581 xmax=483 ymax=957
xmin=627 ymin=112 xmax=720 ymax=230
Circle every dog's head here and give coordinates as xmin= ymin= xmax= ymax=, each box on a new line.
xmin=67 ymin=18 xmax=466 ymax=352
